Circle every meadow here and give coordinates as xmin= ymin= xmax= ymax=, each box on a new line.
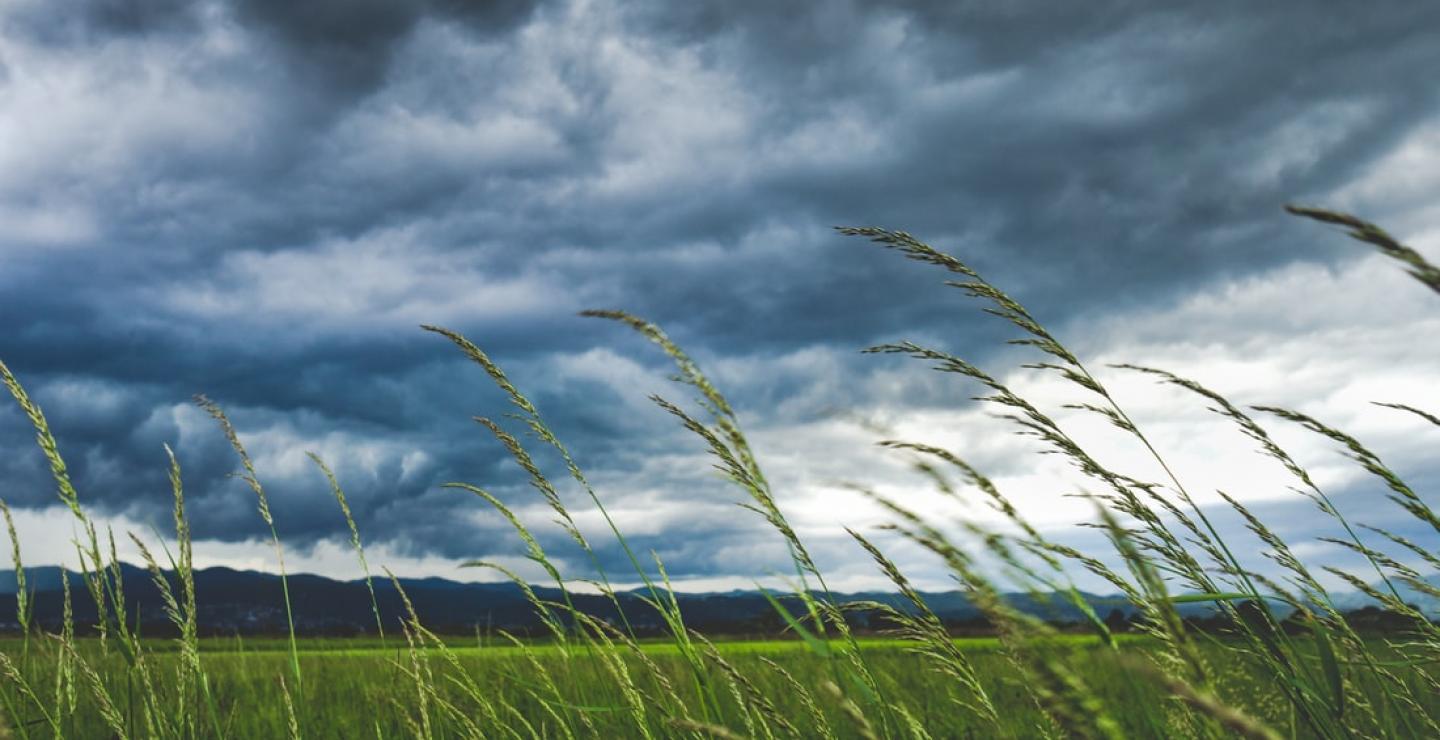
xmin=0 ymin=205 xmax=1437 ymax=738
xmin=8 ymin=635 xmax=1436 ymax=739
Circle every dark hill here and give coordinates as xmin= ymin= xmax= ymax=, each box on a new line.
xmin=9 ymin=565 xmax=1417 ymax=637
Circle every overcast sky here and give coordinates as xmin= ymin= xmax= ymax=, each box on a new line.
xmin=1 ymin=0 xmax=1437 ymax=592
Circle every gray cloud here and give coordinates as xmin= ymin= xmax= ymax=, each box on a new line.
xmin=4 ymin=0 xmax=199 ymax=44
xmin=0 ymin=0 xmax=1437 ymax=586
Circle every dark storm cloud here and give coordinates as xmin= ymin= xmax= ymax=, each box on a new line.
xmin=0 ymin=0 xmax=1437 ymax=581
xmin=232 ymin=0 xmax=540 ymax=101
xmin=3 ymin=0 xmax=198 ymax=44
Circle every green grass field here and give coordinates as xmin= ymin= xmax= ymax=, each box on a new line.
xmin=1 ymin=207 xmax=1437 ymax=738
xmin=6 ymin=635 xmax=1433 ymax=739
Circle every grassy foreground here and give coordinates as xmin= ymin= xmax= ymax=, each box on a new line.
xmin=0 ymin=205 xmax=1437 ymax=738
xmin=7 ymin=636 xmax=1435 ymax=739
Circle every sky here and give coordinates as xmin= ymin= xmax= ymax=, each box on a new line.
xmin=1 ymin=0 xmax=1437 ymax=593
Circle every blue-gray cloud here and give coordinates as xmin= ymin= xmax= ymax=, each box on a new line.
xmin=0 ymin=0 xmax=1437 ymax=585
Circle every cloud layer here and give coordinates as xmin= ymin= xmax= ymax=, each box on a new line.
xmin=1 ymin=0 xmax=1437 ymax=590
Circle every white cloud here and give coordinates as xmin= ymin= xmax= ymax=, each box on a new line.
xmin=1240 ymin=99 xmax=1381 ymax=189
xmin=161 ymin=228 xmax=570 ymax=331
xmin=0 ymin=6 xmax=269 ymax=212
xmin=327 ymin=103 xmax=569 ymax=179
xmin=1331 ymin=119 xmax=1440 ymax=249
xmin=1 ymin=503 xmax=547 ymax=585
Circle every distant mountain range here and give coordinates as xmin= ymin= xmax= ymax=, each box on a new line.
xmin=0 ymin=566 xmax=1430 ymax=637
xmin=1329 ymin=576 xmax=1440 ymax=619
